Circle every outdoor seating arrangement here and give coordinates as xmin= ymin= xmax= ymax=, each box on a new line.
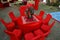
xmin=0 ymin=6 xmax=55 ymax=40
xmin=0 ymin=0 xmax=56 ymax=40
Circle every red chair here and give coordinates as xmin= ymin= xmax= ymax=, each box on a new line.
xmin=9 ymin=12 xmax=17 ymax=22
xmin=19 ymin=6 xmax=27 ymax=16
xmin=4 ymin=29 xmax=22 ymax=40
xmin=39 ymin=10 xmax=45 ymax=17
xmin=0 ymin=18 xmax=15 ymax=31
xmin=34 ymin=0 xmax=40 ymax=10
xmin=24 ymin=30 xmax=45 ymax=40
xmin=43 ymin=14 xmax=52 ymax=25
xmin=33 ymin=29 xmax=45 ymax=40
xmin=0 ymin=2 xmax=4 ymax=8
xmin=32 ymin=35 xmax=45 ymax=40
xmin=3 ymin=2 xmax=10 ymax=7
xmin=24 ymin=32 xmax=35 ymax=40
xmin=41 ymin=21 xmax=55 ymax=33
xmin=38 ymin=10 xmax=45 ymax=20
xmin=34 ymin=29 xmax=44 ymax=36
xmin=34 ymin=29 xmax=50 ymax=37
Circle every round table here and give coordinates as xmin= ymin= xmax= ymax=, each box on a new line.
xmin=16 ymin=15 xmax=42 ymax=33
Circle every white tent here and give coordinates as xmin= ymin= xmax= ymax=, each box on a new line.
xmin=43 ymin=0 xmax=47 ymax=3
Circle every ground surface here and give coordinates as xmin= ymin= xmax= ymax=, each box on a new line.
xmin=0 ymin=3 xmax=60 ymax=40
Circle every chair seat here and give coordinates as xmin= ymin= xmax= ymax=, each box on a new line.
xmin=7 ymin=22 xmax=15 ymax=31
xmin=34 ymin=29 xmax=44 ymax=36
xmin=41 ymin=24 xmax=50 ymax=32
xmin=24 ymin=32 xmax=34 ymax=40
xmin=13 ymin=29 xmax=22 ymax=37
xmin=4 ymin=29 xmax=22 ymax=40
